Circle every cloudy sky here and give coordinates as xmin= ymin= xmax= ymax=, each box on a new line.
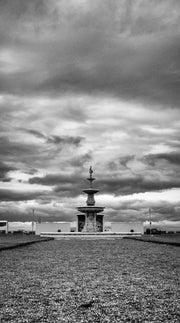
xmin=0 ymin=0 xmax=180 ymax=229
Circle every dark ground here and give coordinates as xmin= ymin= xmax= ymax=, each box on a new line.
xmin=123 ymin=234 xmax=180 ymax=246
xmin=0 ymin=233 xmax=53 ymax=251
xmin=0 ymin=238 xmax=179 ymax=322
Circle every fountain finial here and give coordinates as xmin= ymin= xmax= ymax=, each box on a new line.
xmin=89 ymin=165 xmax=93 ymax=178
xmin=87 ymin=166 xmax=95 ymax=188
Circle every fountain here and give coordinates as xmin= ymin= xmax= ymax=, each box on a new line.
xmin=77 ymin=166 xmax=105 ymax=232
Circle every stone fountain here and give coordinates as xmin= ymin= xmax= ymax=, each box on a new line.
xmin=77 ymin=166 xmax=105 ymax=232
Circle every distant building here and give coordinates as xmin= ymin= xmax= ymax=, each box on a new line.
xmin=0 ymin=221 xmax=8 ymax=234
xmin=111 ymin=222 xmax=144 ymax=234
xmin=36 ymin=222 xmax=71 ymax=235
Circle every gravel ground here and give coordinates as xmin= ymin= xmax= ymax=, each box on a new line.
xmin=0 ymin=239 xmax=179 ymax=322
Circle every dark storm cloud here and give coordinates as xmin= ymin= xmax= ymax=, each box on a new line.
xmin=28 ymin=148 xmax=180 ymax=197
xmin=29 ymin=172 xmax=84 ymax=189
xmin=105 ymin=150 xmax=180 ymax=194
xmin=20 ymin=128 xmax=84 ymax=146
xmin=99 ymin=176 xmax=180 ymax=196
xmin=0 ymin=0 xmax=47 ymax=16
xmin=144 ymin=152 xmax=180 ymax=166
xmin=0 ymin=161 xmax=15 ymax=181
xmin=0 ymin=1 xmax=180 ymax=107
xmin=0 ymin=136 xmax=37 ymax=158
xmin=21 ymin=129 xmax=46 ymax=140
xmin=47 ymin=135 xmax=83 ymax=146
xmin=29 ymin=152 xmax=92 ymax=187
xmin=0 ymin=188 xmax=47 ymax=202
xmin=25 ymin=168 xmax=38 ymax=175
xmin=0 ymin=132 xmax=84 ymax=174
xmin=53 ymin=185 xmax=81 ymax=198
xmin=36 ymin=33 xmax=180 ymax=108
xmin=0 ymin=209 xmax=73 ymax=222
xmin=0 ymin=203 xmax=71 ymax=222
xmin=152 ymin=205 xmax=180 ymax=221
xmin=106 ymin=199 xmax=180 ymax=222
xmin=0 ymin=0 xmax=180 ymax=225
xmin=29 ymin=169 xmax=92 ymax=197
xmin=108 ymin=155 xmax=135 ymax=171
xmin=0 ymin=136 xmax=49 ymax=170
xmin=29 ymin=173 xmax=79 ymax=185
xmin=0 ymin=213 xmax=30 ymax=222
xmin=70 ymin=153 xmax=92 ymax=167
xmin=29 ymin=169 xmax=180 ymax=197
xmin=119 ymin=155 xmax=135 ymax=168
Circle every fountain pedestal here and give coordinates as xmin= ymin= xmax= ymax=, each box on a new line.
xmin=77 ymin=167 xmax=105 ymax=232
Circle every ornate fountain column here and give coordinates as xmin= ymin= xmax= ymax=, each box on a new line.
xmin=77 ymin=167 xmax=105 ymax=232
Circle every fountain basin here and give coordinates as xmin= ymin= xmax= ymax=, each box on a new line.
xmin=83 ymin=188 xmax=99 ymax=194
xmin=77 ymin=206 xmax=104 ymax=213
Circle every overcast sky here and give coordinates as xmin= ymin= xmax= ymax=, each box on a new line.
xmin=0 ymin=0 xmax=180 ymax=228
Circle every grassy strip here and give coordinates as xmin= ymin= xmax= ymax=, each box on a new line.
xmin=0 ymin=237 xmax=54 ymax=251
xmin=123 ymin=236 xmax=180 ymax=246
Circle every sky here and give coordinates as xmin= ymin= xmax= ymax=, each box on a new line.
xmin=0 ymin=0 xmax=180 ymax=229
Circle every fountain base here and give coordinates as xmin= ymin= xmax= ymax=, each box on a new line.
xmin=77 ymin=212 xmax=104 ymax=232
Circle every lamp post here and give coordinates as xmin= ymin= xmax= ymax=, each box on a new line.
xmin=149 ymin=208 xmax=152 ymax=235
xmin=32 ymin=209 xmax=35 ymax=234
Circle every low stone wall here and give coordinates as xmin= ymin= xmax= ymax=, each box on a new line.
xmin=40 ymin=232 xmax=143 ymax=239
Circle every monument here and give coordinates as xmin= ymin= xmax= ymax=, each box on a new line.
xmin=77 ymin=166 xmax=105 ymax=232
xmin=37 ymin=167 xmax=143 ymax=237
